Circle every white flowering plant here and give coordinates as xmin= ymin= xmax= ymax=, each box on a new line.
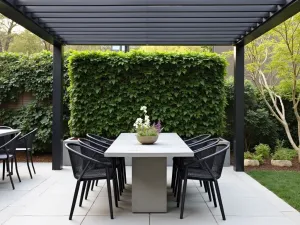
xmin=133 ymin=106 xmax=161 ymax=136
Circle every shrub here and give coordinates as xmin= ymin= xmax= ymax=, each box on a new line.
xmin=272 ymin=148 xmax=298 ymax=161
xmin=68 ymin=51 xmax=227 ymax=138
xmin=254 ymin=144 xmax=271 ymax=159
xmin=0 ymin=52 xmax=70 ymax=153
xmin=244 ymin=151 xmax=263 ymax=164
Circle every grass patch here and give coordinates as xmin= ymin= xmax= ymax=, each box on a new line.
xmin=247 ymin=170 xmax=300 ymax=211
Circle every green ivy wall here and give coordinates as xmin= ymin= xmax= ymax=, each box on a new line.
xmin=68 ymin=51 xmax=227 ymax=138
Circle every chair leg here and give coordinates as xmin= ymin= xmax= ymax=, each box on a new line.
xmin=176 ymin=176 xmax=182 ymax=207
xmin=11 ymin=158 xmax=13 ymax=175
xmin=113 ymin=177 xmax=119 ymax=207
xmin=122 ymin=158 xmax=127 ymax=184
xmin=199 ymin=180 xmax=202 ymax=187
xmin=25 ymin=151 xmax=33 ymax=179
xmin=29 ymin=151 xmax=36 ymax=174
xmin=2 ymin=160 xmax=5 ymax=180
xmin=206 ymin=182 xmax=212 ymax=202
xmin=173 ymin=168 xmax=178 ymax=196
xmin=96 ymin=180 xmax=98 ymax=186
xmin=85 ymin=180 xmax=91 ymax=200
xmin=171 ymin=161 xmax=175 ymax=189
xmin=79 ymin=181 xmax=87 ymax=207
xmin=14 ymin=157 xmax=21 ymax=182
xmin=209 ymin=181 xmax=217 ymax=207
xmin=214 ymin=180 xmax=226 ymax=220
xmin=6 ymin=159 xmax=15 ymax=190
xmin=91 ymin=180 xmax=95 ymax=191
xmin=180 ymin=170 xmax=188 ymax=219
xmin=117 ymin=167 xmax=123 ymax=195
xmin=69 ymin=180 xmax=81 ymax=220
xmin=106 ymin=178 xmax=114 ymax=219
xmin=204 ymin=181 xmax=208 ymax=192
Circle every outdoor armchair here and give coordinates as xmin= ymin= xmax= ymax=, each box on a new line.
xmin=65 ymin=143 xmax=119 ymax=220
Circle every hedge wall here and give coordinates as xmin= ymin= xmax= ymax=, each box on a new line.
xmin=0 ymin=52 xmax=70 ymax=152
xmin=68 ymin=51 xmax=227 ymax=138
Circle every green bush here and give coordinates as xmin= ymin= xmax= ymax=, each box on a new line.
xmin=0 ymin=52 xmax=70 ymax=152
xmin=254 ymin=144 xmax=271 ymax=159
xmin=225 ymin=78 xmax=278 ymax=151
xmin=68 ymin=51 xmax=227 ymax=138
xmin=244 ymin=151 xmax=263 ymax=163
xmin=272 ymin=148 xmax=298 ymax=161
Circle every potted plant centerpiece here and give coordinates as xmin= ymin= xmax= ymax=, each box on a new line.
xmin=133 ymin=106 xmax=162 ymax=145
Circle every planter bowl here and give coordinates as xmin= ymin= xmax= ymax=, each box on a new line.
xmin=136 ymin=135 xmax=158 ymax=145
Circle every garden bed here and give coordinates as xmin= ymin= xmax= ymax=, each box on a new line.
xmin=16 ymin=152 xmax=52 ymax=163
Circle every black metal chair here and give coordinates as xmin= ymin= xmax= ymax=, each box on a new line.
xmin=16 ymin=128 xmax=38 ymax=179
xmin=184 ymin=134 xmax=211 ymax=146
xmin=177 ymin=143 xmax=230 ymax=220
xmin=172 ymin=138 xmax=220 ymax=194
xmin=65 ymin=143 xmax=119 ymax=220
xmin=87 ymin=133 xmax=127 ymax=185
xmin=78 ymin=138 xmax=123 ymax=199
xmin=0 ymin=132 xmax=21 ymax=190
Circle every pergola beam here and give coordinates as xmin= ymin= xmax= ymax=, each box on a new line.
xmin=66 ymin=41 xmax=233 ymax=45
xmin=240 ymin=0 xmax=300 ymax=45
xmin=0 ymin=0 xmax=61 ymax=45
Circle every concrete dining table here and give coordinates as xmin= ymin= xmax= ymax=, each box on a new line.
xmin=104 ymin=133 xmax=194 ymax=213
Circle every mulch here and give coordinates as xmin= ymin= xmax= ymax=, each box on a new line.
xmin=16 ymin=152 xmax=52 ymax=163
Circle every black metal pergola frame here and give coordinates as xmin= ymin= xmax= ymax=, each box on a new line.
xmin=1 ymin=0 xmax=299 ymax=171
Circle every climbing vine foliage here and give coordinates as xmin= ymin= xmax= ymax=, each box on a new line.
xmin=68 ymin=51 xmax=227 ymax=138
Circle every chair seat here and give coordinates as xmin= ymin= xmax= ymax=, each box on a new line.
xmin=0 ymin=154 xmax=14 ymax=160
xmin=180 ymin=168 xmax=220 ymax=180
xmin=76 ymin=168 xmax=114 ymax=180
xmin=16 ymin=148 xmax=31 ymax=151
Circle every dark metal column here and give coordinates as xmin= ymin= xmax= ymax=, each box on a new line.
xmin=124 ymin=45 xmax=130 ymax=52
xmin=52 ymin=44 xmax=64 ymax=170
xmin=233 ymin=43 xmax=245 ymax=172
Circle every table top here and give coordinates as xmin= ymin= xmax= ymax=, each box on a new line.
xmin=0 ymin=129 xmax=20 ymax=137
xmin=105 ymin=133 xmax=194 ymax=157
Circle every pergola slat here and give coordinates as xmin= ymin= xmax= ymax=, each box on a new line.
xmin=56 ymin=32 xmax=243 ymax=35
xmin=40 ymin=18 xmax=263 ymax=23
xmin=33 ymin=12 xmax=270 ymax=18
xmin=46 ymin=22 xmax=257 ymax=28
xmin=17 ymin=0 xmax=286 ymax=6
xmin=25 ymin=6 xmax=278 ymax=13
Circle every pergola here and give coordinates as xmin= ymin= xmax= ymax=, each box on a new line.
xmin=0 ymin=0 xmax=299 ymax=171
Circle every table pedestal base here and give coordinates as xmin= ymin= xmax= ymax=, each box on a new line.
xmin=132 ymin=157 xmax=167 ymax=213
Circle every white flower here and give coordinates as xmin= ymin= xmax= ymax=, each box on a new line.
xmin=144 ymin=115 xmax=150 ymax=127
xmin=133 ymin=118 xmax=143 ymax=128
xmin=140 ymin=106 xmax=147 ymax=113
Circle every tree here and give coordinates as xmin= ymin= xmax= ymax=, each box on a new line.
xmin=0 ymin=14 xmax=18 ymax=52
xmin=9 ymin=30 xmax=44 ymax=54
xmin=247 ymin=13 xmax=300 ymax=161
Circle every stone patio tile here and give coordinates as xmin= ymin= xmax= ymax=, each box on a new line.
xmin=215 ymin=216 xmax=298 ymax=225
xmin=82 ymin=215 xmax=149 ymax=225
xmin=3 ymin=216 xmax=84 ymax=225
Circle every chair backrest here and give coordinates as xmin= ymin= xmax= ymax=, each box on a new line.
xmin=86 ymin=133 xmax=113 ymax=147
xmin=0 ymin=132 xmax=21 ymax=155
xmin=184 ymin=134 xmax=211 ymax=145
xmin=199 ymin=143 xmax=230 ymax=179
xmin=65 ymin=142 xmax=106 ymax=179
xmin=0 ymin=126 xmax=13 ymax=129
xmin=189 ymin=138 xmax=220 ymax=152
xmin=78 ymin=138 xmax=107 ymax=153
xmin=18 ymin=128 xmax=38 ymax=149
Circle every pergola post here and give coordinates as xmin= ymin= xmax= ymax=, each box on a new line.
xmin=233 ymin=43 xmax=245 ymax=172
xmin=125 ymin=45 xmax=130 ymax=52
xmin=52 ymin=43 xmax=64 ymax=170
